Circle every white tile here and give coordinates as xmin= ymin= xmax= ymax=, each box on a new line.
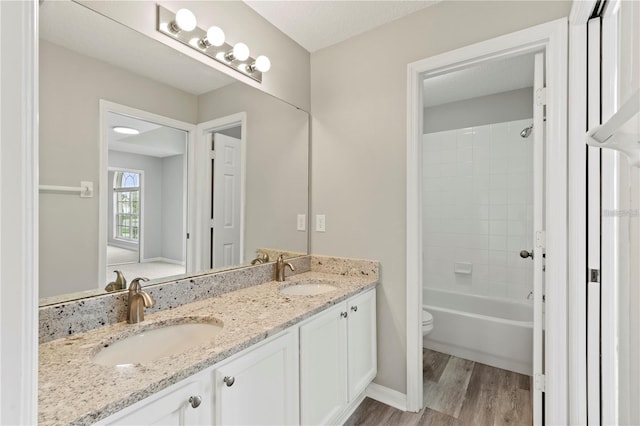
xmin=457 ymin=129 xmax=474 ymax=149
xmin=441 ymin=149 xmax=456 ymax=163
xmin=475 ymin=205 xmax=490 ymax=220
xmin=489 ymin=189 xmax=508 ymax=205
xmin=507 ymin=220 xmax=528 ymax=236
xmin=489 ymin=220 xmax=507 ymax=235
xmin=423 ymin=150 xmax=441 ymax=165
xmin=457 ymin=162 xmax=473 ymax=176
xmin=507 ymin=235 xmax=527 ymax=251
xmin=441 ymin=163 xmax=457 ymax=177
xmin=423 ymin=177 xmax=442 ymax=191
xmin=457 ymin=146 xmax=473 ymax=163
xmin=489 ymin=235 xmax=507 ymax=250
xmin=424 ymin=163 xmax=442 ymax=178
xmin=490 ymin=204 xmax=508 ymax=220
xmin=508 ymin=189 xmax=529 ymax=205
xmin=489 ymin=158 xmax=509 ymax=174
xmin=489 ymin=250 xmax=507 ymax=266
xmin=423 ymin=190 xmax=441 ymax=206
xmin=490 ymin=173 xmax=509 ymax=189
xmin=508 ymin=204 xmax=527 ymax=221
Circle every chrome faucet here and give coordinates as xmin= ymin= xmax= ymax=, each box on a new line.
xmin=105 ymin=270 xmax=127 ymax=292
xmin=251 ymin=252 xmax=269 ymax=265
xmin=275 ymin=254 xmax=295 ymax=282
xmin=127 ymin=277 xmax=154 ymax=324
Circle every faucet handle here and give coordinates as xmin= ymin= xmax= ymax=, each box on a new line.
xmin=129 ymin=277 xmax=150 ymax=291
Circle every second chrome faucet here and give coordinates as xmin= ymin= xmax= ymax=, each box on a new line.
xmin=275 ymin=254 xmax=295 ymax=282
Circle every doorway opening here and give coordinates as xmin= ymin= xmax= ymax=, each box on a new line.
xmin=406 ymin=19 xmax=567 ymax=425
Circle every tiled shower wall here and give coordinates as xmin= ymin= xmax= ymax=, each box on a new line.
xmin=422 ymin=119 xmax=534 ymax=301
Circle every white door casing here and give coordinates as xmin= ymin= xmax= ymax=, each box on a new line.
xmin=532 ymin=52 xmax=545 ymax=426
xmin=195 ymin=113 xmax=246 ymax=273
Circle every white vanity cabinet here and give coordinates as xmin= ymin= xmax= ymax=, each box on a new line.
xmin=98 ymin=368 xmax=214 ymax=426
xmin=214 ymin=330 xmax=299 ymax=425
xmin=299 ymin=288 xmax=377 ymax=425
xmin=97 ymin=288 xmax=375 ymax=426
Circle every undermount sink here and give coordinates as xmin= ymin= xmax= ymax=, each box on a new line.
xmin=92 ymin=320 xmax=224 ymax=367
xmin=279 ymin=280 xmax=337 ymax=296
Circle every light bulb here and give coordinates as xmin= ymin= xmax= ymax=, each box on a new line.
xmin=174 ymin=8 xmax=196 ymax=32
xmin=206 ymin=26 xmax=225 ymax=47
xmin=232 ymin=42 xmax=250 ymax=61
xmin=254 ymin=55 xmax=271 ymax=72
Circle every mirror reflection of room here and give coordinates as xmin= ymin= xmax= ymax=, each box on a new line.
xmin=38 ymin=1 xmax=309 ymax=304
xmin=105 ymin=112 xmax=187 ymax=288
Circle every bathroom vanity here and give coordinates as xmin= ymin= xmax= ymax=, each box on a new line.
xmin=38 ymin=256 xmax=378 ymax=425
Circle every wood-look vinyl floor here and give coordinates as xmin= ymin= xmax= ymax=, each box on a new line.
xmin=345 ymin=349 xmax=532 ymax=426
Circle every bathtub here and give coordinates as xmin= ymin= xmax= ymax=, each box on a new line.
xmin=423 ymin=288 xmax=533 ymax=375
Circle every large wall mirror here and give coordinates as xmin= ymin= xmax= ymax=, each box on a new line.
xmin=39 ymin=1 xmax=309 ymax=305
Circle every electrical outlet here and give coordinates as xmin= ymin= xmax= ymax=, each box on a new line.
xmin=316 ymin=214 xmax=326 ymax=232
xmin=297 ymin=214 xmax=306 ymax=231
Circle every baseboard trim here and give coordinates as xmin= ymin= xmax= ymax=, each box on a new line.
xmin=333 ymin=390 xmax=367 ymax=425
xmin=365 ymin=382 xmax=408 ymax=411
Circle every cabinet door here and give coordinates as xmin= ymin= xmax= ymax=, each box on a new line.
xmin=99 ymin=371 xmax=213 ymax=426
xmin=347 ymin=289 xmax=377 ymax=401
xmin=215 ymin=330 xmax=299 ymax=426
xmin=300 ymin=303 xmax=348 ymax=425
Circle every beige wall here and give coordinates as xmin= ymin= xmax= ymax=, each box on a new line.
xmin=79 ymin=0 xmax=311 ymax=111
xmin=310 ymin=1 xmax=572 ymax=394
xmin=198 ymin=83 xmax=309 ymax=261
xmin=39 ymin=40 xmax=197 ymax=298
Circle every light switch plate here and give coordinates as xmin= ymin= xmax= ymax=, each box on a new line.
xmin=297 ymin=214 xmax=306 ymax=231
xmin=316 ymin=214 xmax=326 ymax=232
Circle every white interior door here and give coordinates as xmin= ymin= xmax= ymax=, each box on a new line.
xmin=211 ymin=133 xmax=242 ymax=269
xmin=532 ymin=51 xmax=545 ymax=426
xmin=586 ymin=16 xmax=602 ymax=425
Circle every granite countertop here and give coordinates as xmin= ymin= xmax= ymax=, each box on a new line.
xmin=39 ymin=270 xmax=377 ymax=425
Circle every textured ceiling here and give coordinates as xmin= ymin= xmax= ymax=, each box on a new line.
xmin=243 ymin=0 xmax=440 ymax=52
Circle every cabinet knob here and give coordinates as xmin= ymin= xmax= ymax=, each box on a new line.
xmin=351 ymin=305 xmax=358 ymax=312
xmin=189 ymin=395 xmax=202 ymax=408
xmin=340 ymin=311 xmax=348 ymax=319
xmin=223 ymin=375 xmax=235 ymax=387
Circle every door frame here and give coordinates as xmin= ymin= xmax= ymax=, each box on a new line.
xmin=99 ymin=100 xmax=196 ymax=281
xmin=194 ymin=112 xmax=247 ymax=272
xmin=406 ymin=18 xmax=568 ymax=423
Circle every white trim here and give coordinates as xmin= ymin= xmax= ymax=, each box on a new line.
xmin=586 ymin=17 xmax=602 ymax=424
xmin=570 ymin=0 xmax=598 ymax=24
xmin=333 ymin=390 xmax=367 ymax=425
xmin=99 ymin=101 xmax=195 ymax=286
xmin=195 ymin=113 xmax=247 ymax=272
xmin=567 ymin=2 xmax=592 ymax=422
xmin=0 ymin=0 xmax=38 ymax=423
xmin=600 ymin=1 xmax=621 ymax=422
xmin=406 ymin=18 xmax=568 ymax=423
xmin=365 ymin=382 xmax=408 ymax=412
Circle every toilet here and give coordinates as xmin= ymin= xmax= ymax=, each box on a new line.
xmin=422 ymin=308 xmax=434 ymax=336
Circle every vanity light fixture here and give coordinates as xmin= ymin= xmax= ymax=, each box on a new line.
xmin=225 ymin=42 xmax=250 ymax=62
xmin=157 ymin=5 xmax=270 ymax=83
xmin=198 ymin=26 xmax=225 ymax=49
xmin=247 ymin=55 xmax=271 ymax=73
xmin=169 ymin=8 xmax=197 ymax=33
xmin=112 ymin=126 xmax=140 ymax=135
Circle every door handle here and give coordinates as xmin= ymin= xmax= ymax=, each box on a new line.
xmin=520 ymin=250 xmax=534 ymax=259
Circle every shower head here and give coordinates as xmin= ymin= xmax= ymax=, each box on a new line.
xmin=520 ymin=125 xmax=533 ymax=138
